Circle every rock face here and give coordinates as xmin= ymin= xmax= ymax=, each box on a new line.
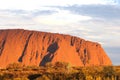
xmin=0 ymin=29 xmax=112 ymax=68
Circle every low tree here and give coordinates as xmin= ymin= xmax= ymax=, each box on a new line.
xmin=102 ymin=66 xmax=115 ymax=80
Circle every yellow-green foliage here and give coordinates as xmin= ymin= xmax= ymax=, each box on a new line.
xmin=13 ymin=77 xmax=29 ymax=80
xmin=0 ymin=62 xmax=120 ymax=80
xmin=35 ymin=75 xmax=50 ymax=80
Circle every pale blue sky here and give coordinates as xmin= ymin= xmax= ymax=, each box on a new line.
xmin=0 ymin=0 xmax=120 ymax=65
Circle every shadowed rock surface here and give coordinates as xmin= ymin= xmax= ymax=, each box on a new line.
xmin=0 ymin=29 xmax=112 ymax=68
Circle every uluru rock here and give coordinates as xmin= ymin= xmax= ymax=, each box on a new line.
xmin=0 ymin=29 xmax=112 ymax=68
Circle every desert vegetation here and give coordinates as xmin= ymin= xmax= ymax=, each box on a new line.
xmin=0 ymin=62 xmax=120 ymax=80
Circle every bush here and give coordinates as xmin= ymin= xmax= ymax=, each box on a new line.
xmin=13 ymin=77 xmax=29 ymax=80
xmin=54 ymin=62 xmax=69 ymax=69
xmin=102 ymin=66 xmax=115 ymax=79
xmin=1 ymin=73 xmax=14 ymax=80
xmin=35 ymin=75 xmax=50 ymax=80
xmin=7 ymin=63 xmax=23 ymax=69
xmin=45 ymin=62 xmax=53 ymax=68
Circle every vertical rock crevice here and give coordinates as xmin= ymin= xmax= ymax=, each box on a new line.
xmin=42 ymin=33 xmax=47 ymax=43
xmin=0 ymin=31 xmax=8 ymax=56
xmin=0 ymin=39 xmax=6 ymax=56
xmin=82 ymin=48 xmax=87 ymax=66
xmin=71 ymin=37 xmax=75 ymax=46
xmin=18 ymin=32 xmax=33 ymax=62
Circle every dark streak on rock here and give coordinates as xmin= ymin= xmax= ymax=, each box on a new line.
xmin=18 ymin=32 xmax=33 ymax=62
xmin=0 ymin=31 xmax=8 ymax=56
xmin=71 ymin=37 xmax=75 ymax=46
xmin=0 ymin=39 xmax=6 ymax=56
